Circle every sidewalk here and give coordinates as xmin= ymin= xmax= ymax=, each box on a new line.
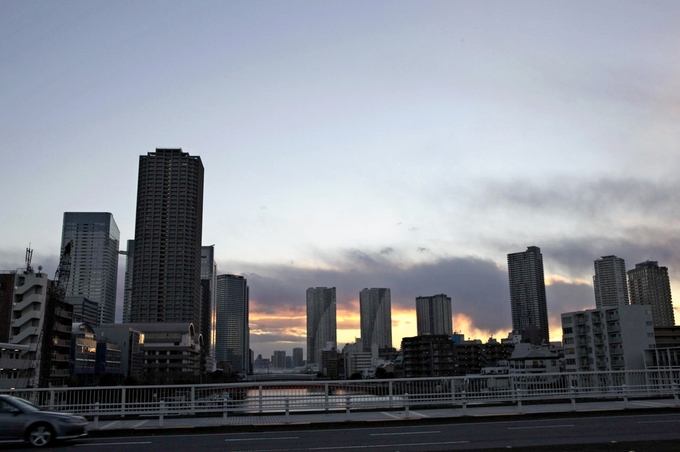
xmin=88 ymin=397 xmax=680 ymax=433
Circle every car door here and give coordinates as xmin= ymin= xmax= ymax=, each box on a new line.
xmin=0 ymin=399 xmax=26 ymax=441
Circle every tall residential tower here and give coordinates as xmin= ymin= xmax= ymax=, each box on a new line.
xmin=593 ymin=255 xmax=629 ymax=308
xmin=60 ymin=212 xmax=120 ymax=324
xmin=130 ymin=149 xmax=204 ymax=325
xmin=628 ymin=261 xmax=675 ymax=327
xmin=415 ymin=293 xmax=453 ymax=336
xmin=306 ymin=287 xmax=337 ymax=366
xmin=360 ymin=288 xmax=392 ymax=351
xmin=215 ymin=274 xmax=249 ymax=374
xmin=507 ymin=246 xmax=549 ymax=345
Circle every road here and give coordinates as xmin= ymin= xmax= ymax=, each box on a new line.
xmin=10 ymin=412 xmax=680 ymax=451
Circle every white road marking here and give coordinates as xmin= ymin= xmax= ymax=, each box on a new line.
xmin=638 ymin=420 xmax=680 ymax=424
xmin=133 ymin=420 xmax=149 ymax=428
xmin=507 ymin=424 xmax=574 ymax=430
xmin=370 ymin=431 xmax=440 ymax=436
xmin=408 ymin=410 xmax=429 ymax=418
xmin=100 ymin=421 xmax=121 ymax=430
xmin=226 ymin=437 xmax=299 ymax=442
xmin=76 ymin=441 xmax=152 ymax=446
xmin=380 ymin=411 xmax=402 ymax=419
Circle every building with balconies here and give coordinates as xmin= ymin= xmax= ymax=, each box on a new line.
xmin=0 ymin=343 xmax=31 ymax=389
xmin=561 ymin=305 xmax=655 ymax=372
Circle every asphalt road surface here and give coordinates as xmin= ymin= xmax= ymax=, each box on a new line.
xmin=6 ymin=412 xmax=680 ymax=451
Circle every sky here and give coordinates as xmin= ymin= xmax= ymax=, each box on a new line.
xmin=1 ymin=1 xmax=680 ymax=360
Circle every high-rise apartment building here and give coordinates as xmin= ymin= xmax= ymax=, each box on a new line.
xmin=215 ymin=274 xmax=249 ymax=374
xmin=415 ymin=293 xmax=453 ymax=336
xmin=292 ymin=347 xmax=304 ymax=367
xmin=130 ymin=149 xmax=204 ymax=325
xmin=360 ymin=288 xmax=392 ymax=351
xmin=61 ymin=212 xmax=120 ymax=324
xmin=306 ymin=287 xmax=337 ymax=366
xmin=507 ymin=246 xmax=549 ymax=345
xmin=593 ymin=255 xmax=629 ymax=308
xmin=201 ymin=245 xmax=217 ymax=359
xmin=272 ymin=350 xmax=286 ymax=369
xmin=628 ymin=261 xmax=675 ymax=327
xmin=122 ymin=240 xmax=134 ymax=323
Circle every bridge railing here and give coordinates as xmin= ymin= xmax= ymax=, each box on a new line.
xmin=3 ymin=369 xmax=680 ymax=418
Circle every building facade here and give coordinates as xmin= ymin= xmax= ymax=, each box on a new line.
xmin=561 ymin=305 xmax=655 ymax=372
xmin=359 ymin=288 xmax=392 ymax=351
xmin=61 ymin=212 xmax=120 ymax=324
xmin=507 ymin=246 xmax=549 ymax=345
xmin=415 ymin=293 xmax=453 ymax=336
xmin=122 ymin=240 xmax=134 ymax=323
xmin=200 ymin=245 xmax=217 ymax=359
xmin=593 ymin=255 xmax=629 ymax=308
xmin=292 ymin=347 xmax=304 ymax=367
xmin=306 ymin=287 xmax=337 ymax=366
xmin=130 ymin=149 xmax=204 ymax=325
xmin=215 ymin=274 xmax=249 ymax=374
xmin=628 ymin=261 xmax=675 ymax=327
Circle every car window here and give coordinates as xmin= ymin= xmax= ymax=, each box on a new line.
xmin=5 ymin=397 xmax=40 ymax=412
xmin=0 ymin=399 xmax=17 ymax=413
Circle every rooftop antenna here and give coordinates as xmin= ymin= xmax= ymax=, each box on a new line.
xmin=25 ymin=244 xmax=33 ymax=273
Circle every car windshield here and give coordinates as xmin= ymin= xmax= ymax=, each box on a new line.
xmin=7 ymin=396 xmax=41 ymax=412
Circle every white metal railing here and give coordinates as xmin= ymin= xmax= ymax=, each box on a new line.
xmin=2 ymin=370 xmax=680 ymax=421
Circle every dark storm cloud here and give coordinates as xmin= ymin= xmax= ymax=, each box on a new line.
xmin=483 ymin=177 xmax=679 ymax=219
xmin=225 ymin=251 xmax=514 ymax=334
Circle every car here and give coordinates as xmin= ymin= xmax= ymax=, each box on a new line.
xmin=0 ymin=394 xmax=88 ymax=447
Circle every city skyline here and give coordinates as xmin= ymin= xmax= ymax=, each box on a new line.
xmin=2 ymin=2 xmax=680 ymax=359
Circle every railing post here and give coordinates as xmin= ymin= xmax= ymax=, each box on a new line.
xmin=345 ymin=395 xmax=351 ymax=421
xmin=285 ymin=398 xmax=290 ymax=423
xmin=325 ymin=383 xmax=329 ymax=412
xmin=674 ymin=382 xmax=679 ymax=407
xmin=516 ymin=388 xmax=523 ymax=413
xmin=570 ymin=385 xmax=576 ymax=411
xmin=388 ymin=381 xmax=393 ymax=409
xmin=404 ymin=393 xmax=409 ymax=418
xmin=159 ymin=400 xmax=165 ymax=427
xmin=94 ymin=402 xmax=99 ymax=430
xmin=622 ymin=384 xmax=628 ymax=408
xmin=223 ymin=397 xmax=229 ymax=423
xmin=190 ymin=386 xmax=196 ymax=414
xmin=461 ymin=390 xmax=467 ymax=416
xmin=121 ymin=387 xmax=126 ymax=418
xmin=49 ymin=389 xmax=55 ymax=410
xmin=258 ymin=385 xmax=263 ymax=414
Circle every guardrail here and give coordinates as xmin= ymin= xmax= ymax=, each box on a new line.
xmin=3 ymin=370 xmax=680 ymax=423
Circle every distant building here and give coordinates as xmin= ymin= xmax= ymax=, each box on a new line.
xmin=306 ymin=287 xmax=337 ymax=366
xmin=130 ymin=149 xmax=204 ymax=326
xmin=0 ymin=343 xmax=30 ymax=389
xmin=360 ymin=288 xmax=392 ymax=351
xmin=561 ymin=305 xmax=655 ymax=371
xmin=593 ymin=255 xmax=629 ymax=308
xmin=628 ymin=261 xmax=675 ymax=327
xmin=415 ymin=294 xmax=452 ymax=336
xmin=71 ymin=323 xmax=122 ymax=385
xmin=508 ymin=246 xmax=549 ymax=345
xmin=215 ymin=274 xmax=249 ymax=374
xmin=121 ymin=240 xmax=134 ymax=323
xmin=61 ymin=212 xmax=120 ymax=324
xmin=66 ymin=296 xmax=99 ymax=325
xmin=401 ymin=335 xmax=455 ymax=377
xmin=94 ymin=323 xmax=145 ymax=377
xmin=507 ymin=343 xmax=561 ymax=374
xmin=292 ymin=347 xmax=304 ymax=367
xmin=272 ymin=350 xmax=286 ymax=369
xmin=320 ymin=342 xmax=341 ymax=379
xmin=201 ymin=245 xmax=217 ymax=359
xmin=342 ymin=339 xmax=375 ymax=379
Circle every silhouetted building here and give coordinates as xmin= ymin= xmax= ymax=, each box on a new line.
xmin=201 ymin=245 xmax=217 ymax=359
xmin=416 ymin=294 xmax=452 ymax=336
xmin=628 ymin=261 xmax=675 ymax=327
xmin=508 ymin=246 xmax=549 ymax=345
xmin=360 ymin=288 xmax=392 ymax=350
xmin=593 ymin=255 xmax=629 ymax=308
xmin=66 ymin=296 xmax=98 ymax=325
xmin=130 ymin=149 xmax=204 ymax=326
xmin=122 ymin=240 xmax=134 ymax=323
xmin=61 ymin=212 xmax=120 ymax=324
xmin=306 ymin=287 xmax=336 ymax=365
xmin=292 ymin=347 xmax=304 ymax=367
xmin=215 ymin=274 xmax=249 ymax=373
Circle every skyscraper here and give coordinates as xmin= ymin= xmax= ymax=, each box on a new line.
xmin=130 ymin=149 xmax=204 ymax=325
xmin=122 ymin=239 xmax=134 ymax=323
xmin=292 ymin=347 xmax=304 ymax=367
xmin=306 ymin=287 xmax=337 ymax=366
xmin=360 ymin=288 xmax=392 ymax=350
xmin=415 ymin=293 xmax=452 ymax=336
xmin=628 ymin=261 xmax=675 ymax=327
xmin=61 ymin=212 xmax=120 ymax=324
xmin=215 ymin=274 xmax=249 ymax=373
xmin=507 ymin=246 xmax=549 ymax=345
xmin=201 ymin=245 xmax=217 ymax=359
xmin=593 ymin=255 xmax=629 ymax=308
